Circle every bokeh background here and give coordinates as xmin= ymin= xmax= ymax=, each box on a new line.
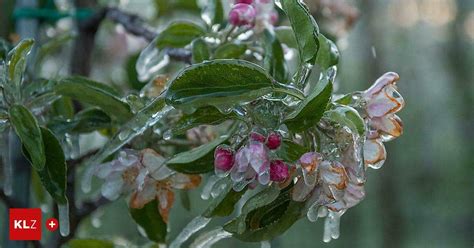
xmin=0 ymin=0 xmax=473 ymax=247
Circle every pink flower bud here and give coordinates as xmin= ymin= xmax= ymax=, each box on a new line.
xmin=250 ymin=132 xmax=266 ymax=143
xmin=229 ymin=3 xmax=256 ymax=27
xmin=266 ymin=132 xmax=281 ymax=150
xmin=235 ymin=0 xmax=253 ymax=4
xmin=270 ymin=160 xmax=289 ymax=182
xmin=214 ymin=146 xmax=234 ymax=172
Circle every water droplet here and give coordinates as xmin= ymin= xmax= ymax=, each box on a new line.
xmin=189 ymin=227 xmax=232 ymax=248
xmin=307 ymin=204 xmax=319 ymax=222
xmin=210 ymin=179 xmax=228 ymax=198
xmin=170 ymin=216 xmax=211 ymax=248
xmin=58 ymin=203 xmax=70 ymax=237
xmin=163 ymin=130 xmax=172 ymax=141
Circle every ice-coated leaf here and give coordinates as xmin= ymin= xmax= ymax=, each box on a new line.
xmin=278 ymin=0 xmax=319 ymax=64
xmin=9 ymin=104 xmax=45 ymax=170
xmin=167 ymin=134 xmax=231 ymax=174
xmin=192 ymin=38 xmax=210 ymax=64
xmin=155 ymin=22 xmax=205 ymax=49
xmin=55 ymin=76 xmax=132 ymax=123
xmin=263 ymin=29 xmax=287 ymax=83
xmin=214 ymin=43 xmax=247 ymax=59
xmin=225 ymin=184 xmax=304 ymax=242
xmin=35 ymin=127 xmax=68 ymax=204
xmin=284 ymin=70 xmax=333 ymax=132
xmin=315 ymin=34 xmax=339 ymax=70
xmin=171 ymin=106 xmax=236 ymax=134
xmin=170 ymin=216 xmax=211 ymax=248
xmin=274 ymin=26 xmax=297 ymax=49
xmin=203 ymin=178 xmax=247 ymax=218
xmin=275 ymin=140 xmax=309 ymax=163
xmin=48 ymin=108 xmax=112 ymax=136
xmin=224 ymin=185 xmax=280 ymax=234
xmin=165 ymin=60 xmax=274 ymax=110
xmin=5 ymin=39 xmax=34 ymax=102
xmin=130 ymin=199 xmax=167 ymax=243
xmin=324 ymin=105 xmax=366 ymax=135
xmin=64 ymin=239 xmax=114 ymax=248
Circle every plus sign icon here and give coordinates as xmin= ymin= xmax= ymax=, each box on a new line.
xmin=46 ymin=218 xmax=59 ymax=232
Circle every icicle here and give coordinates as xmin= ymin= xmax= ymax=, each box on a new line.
xmin=64 ymin=133 xmax=80 ymax=160
xmin=261 ymin=241 xmax=271 ymax=248
xmin=322 ymin=210 xmax=343 ymax=243
xmin=58 ymin=203 xmax=70 ymax=237
xmin=306 ymin=204 xmax=319 ymax=222
xmin=189 ymin=227 xmax=232 ymax=248
xmin=201 ymin=176 xmax=220 ymax=200
xmin=81 ymin=103 xmax=173 ymax=193
xmin=2 ymin=131 xmax=12 ymax=196
xmin=169 ymin=216 xmax=212 ymax=248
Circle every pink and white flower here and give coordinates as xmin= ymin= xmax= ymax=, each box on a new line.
xmin=229 ymin=3 xmax=257 ymax=27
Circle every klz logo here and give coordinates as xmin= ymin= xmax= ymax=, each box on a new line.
xmin=9 ymin=208 xmax=42 ymax=240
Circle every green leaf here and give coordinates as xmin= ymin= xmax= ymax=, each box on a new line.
xmin=224 ymin=185 xmax=280 ymax=234
xmin=192 ymin=38 xmax=210 ymax=63
xmin=203 ymin=178 xmax=247 ymax=218
xmin=225 ymin=184 xmax=304 ymax=242
xmin=155 ymin=22 xmax=205 ymax=49
xmin=64 ymin=239 xmax=114 ymax=248
xmin=275 ymin=140 xmax=309 ymax=163
xmin=130 ymin=199 xmax=167 ymax=243
xmin=315 ymin=34 xmax=339 ymax=69
xmin=5 ymin=39 xmax=35 ymax=102
xmin=279 ymin=0 xmax=319 ymax=64
xmin=48 ymin=108 xmax=113 ymax=135
xmin=324 ymin=105 xmax=366 ymax=135
xmin=274 ymin=26 xmax=297 ymax=49
xmin=263 ymin=29 xmax=287 ymax=83
xmin=167 ymin=134 xmax=231 ymax=174
xmin=284 ymin=71 xmax=333 ymax=132
xmin=171 ymin=106 xmax=236 ymax=134
xmin=165 ymin=60 xmax=274 ymax=110
xmin=55 ymin=76 xmax=132 ymax=123
xmin=9 ymin=104 xmax=45 ymax=170
xmin=214 ymin=43 xmax=247 ymax=59
xmin=36 ymin=127 xmax=67 ymax=204
xmin=202 ymin=0 xmax=224 ymax=26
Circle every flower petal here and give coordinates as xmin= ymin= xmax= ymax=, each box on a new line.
xmin=370 ymin=115 xmax=403 ymax=141
xmin=366 ymin=85 xmax=404 ymax=117
xmin=170 ymin=174 xmax=201 ymax=189
xmin=363 ymin=139 xmax=386 ymax=169
xmin=129 ymin=178 xmax=158 ymax=209
xmin=364 ymin=72 xmax=399 ymax=97
xmin=157 ymin=189 xmax=174 ymax=223
xmin=101 ymin=176 xmax=125 ymax=201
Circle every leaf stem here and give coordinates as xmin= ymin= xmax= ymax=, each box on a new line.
xmin=273 ymin=83 xmax=305 ymax=100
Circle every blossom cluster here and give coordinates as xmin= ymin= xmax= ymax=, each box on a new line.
xmin=213 ymin=72 xmax=405 ymax=241
xmin=214 ymin=131 xmax=291 ymax=191
xmin=95 ymin=149 xmax=200 ymax=221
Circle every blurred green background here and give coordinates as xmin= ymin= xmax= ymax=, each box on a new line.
xmin=1 ymin=0 xmax=473 ymax=247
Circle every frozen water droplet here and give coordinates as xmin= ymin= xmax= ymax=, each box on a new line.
xmin=189 ymin=227 xmax=232 ymax=248
xmin=211 ymin=179 xmax=228 ymax=198
xmin=201 ymin=176 xmax=220 ymax=200
xmin=163 ymin=130 xmax=172 ymax=141
xmin=274 ymin=0 xmax=283 ymax=10
xmin=58 ymin=203 xmax=70 ymax=237
xmin=214 ymin=104 xmax=234 ymax=115
xmin=170 ymin=216 xmax=211 ymax=248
